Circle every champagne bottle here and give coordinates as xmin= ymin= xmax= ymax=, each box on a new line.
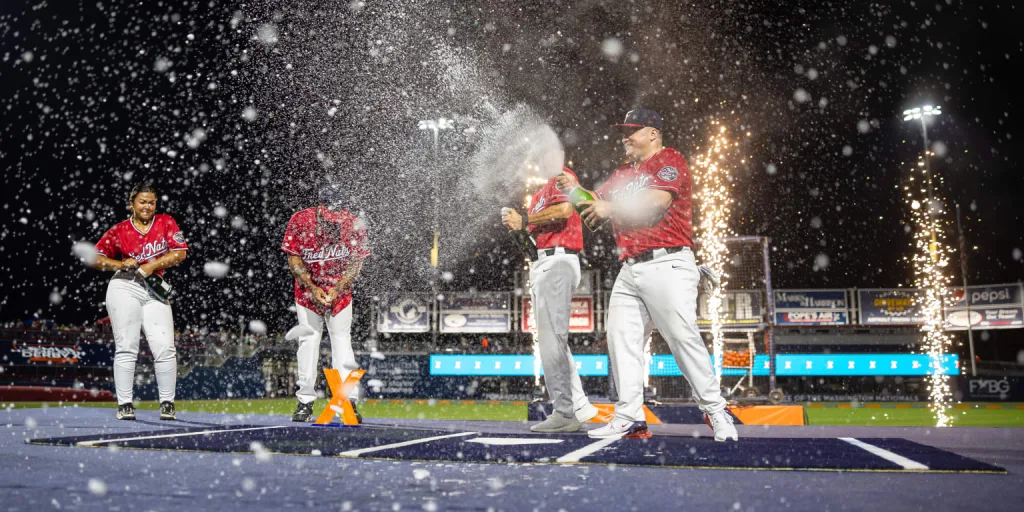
xmin=567 ymin=187 xmax=594 ymax=214
xmin=137 ymin=269 xmax=172 ymax=303
xmin=502 ymin=207 xmax=538 ymax=260
xmin=566 ymin=183 xmax=609 ymax=231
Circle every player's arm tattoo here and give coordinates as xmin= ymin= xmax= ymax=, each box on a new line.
xmin=288 ymin=255 xmax=319 ymax=291
xmin=611 ymin=189 xmax=673 ymax=228
xmin=526 ymin=202 xmax=573 ymax=226
xmin=333 ymin=259 xmax=365 ymax=290
xmin=91 ymin=254 xmax=126 ymax=272
xmin=139 ymin=250 xmax=187 ymax=275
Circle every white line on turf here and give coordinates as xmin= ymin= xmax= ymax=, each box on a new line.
xmin=555 ymin=437 xmax=619 ymax=463
xmin=467 ymin=438 xmax=564 ymax=446
xmin=839 ymin=437 xmax=929 ymax=470
xmin=337 ymin=431 xmax=478 ymax=457
xmin=76 ymin=425 xmax=290 ymax=447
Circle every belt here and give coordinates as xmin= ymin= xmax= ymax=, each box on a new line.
xmin=532 ymin=247 xmax=578 ymax=261
xmin=625 ymin=246 xmax=690 ymax=264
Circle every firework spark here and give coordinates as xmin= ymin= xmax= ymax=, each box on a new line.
xmin=694 ymin=121 xmax=739 ymax=377
xmin=904 ymin=155 xmax=954 ymax=427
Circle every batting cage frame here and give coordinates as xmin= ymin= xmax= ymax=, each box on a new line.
xmin=645 ymin=236 xmax=780 ymax=404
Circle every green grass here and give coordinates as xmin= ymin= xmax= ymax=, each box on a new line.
xmin=3 ymin=399 xmax=527 ymax=421
xmin=804 ymin=406 xmax=1024 ymax=427
xmin=6 ymin=400 xmax=1024 ymax=427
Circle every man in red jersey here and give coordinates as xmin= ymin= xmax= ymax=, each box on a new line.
xmin=89 ymin=183 xmax=188 ymax=421
xmin=281 ymin=184 xmax=370 ymax=422
xmin=501 ymin=166 xmax=598 ymax=432
xmin=557 ymin=109 xmax=738 ymax=441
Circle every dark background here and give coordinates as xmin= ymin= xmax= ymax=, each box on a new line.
xmin=1 ymin=1 xmax=1021 ymax=352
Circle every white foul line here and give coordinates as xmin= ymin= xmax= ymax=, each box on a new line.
xmin=76 ymin=425 xmax=290 ymax=447
xmin=338 ymin=431 xmax=478 ymax=457
xmin=839 ymin=437 xmax=929 ymax=470
xmin=556 ymin=437 xmax=619 ymax=463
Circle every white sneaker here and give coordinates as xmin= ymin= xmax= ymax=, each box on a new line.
xmin=587 ymin=419 xmax=651 ymax=439
xmin=703 ymin=410 xmax=739 ymax=442
xmin=530 ymin=413 xmax=583 ymax=433
xmin=574 ymin=403 xmax=599 ymax=423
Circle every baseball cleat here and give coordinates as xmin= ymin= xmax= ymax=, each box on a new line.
xmin=116 ymin=403 xmax=136 ymax=421
xmin=292 ymin=401 xmax=314 ymax=422
xmin=587 ymin=419 xmax=651 ymax=439
xmin=574 ymin=403 xmax=600 ymax=423
xmin=703 ymin=410 xmax=739 ymax=442
xmin=159 ymin=401 xmax=176 ymax=421
xmin=531 ymin=412 xmax=583 ymax=433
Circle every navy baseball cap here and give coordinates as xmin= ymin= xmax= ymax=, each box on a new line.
xmin=612 ymin=108 xmax=663 ymax=131
xmin=318 ymin=183 xmax=347 ymax=211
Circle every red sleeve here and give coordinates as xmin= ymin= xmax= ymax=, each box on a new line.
xmin=95 ymin=226 xmax=121 ymax=259
xmin=644 ymin=151 xmax=689 ymax=197
xmin=595 ymin=180 xmax=611 ymax=201
xmin=163 ymin=215 xmax=188 ymax=251
xmin=281 ymin=212 xmax=303 ymax=256
xmin=544 ymin=180 xmax=569 ymax=206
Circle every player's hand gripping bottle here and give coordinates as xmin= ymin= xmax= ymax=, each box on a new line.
xmin=501 ymin=207 xmax=538 ymax=260
xmin=563 ymin=175 xmax=608 ymax=231
xmin=567 ymin=187 xmax=595 ymax=215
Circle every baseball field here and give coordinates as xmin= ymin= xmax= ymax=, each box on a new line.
xmin=7 ymin=399 xmax=1024 ymax=427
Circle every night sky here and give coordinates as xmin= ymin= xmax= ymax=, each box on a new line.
xmin=1 ymin=1 xmax=1021 ymax=336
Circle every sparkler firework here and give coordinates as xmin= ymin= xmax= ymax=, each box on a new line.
xmin=904 ymin=155 xmax=955 ymax=426
xmin=694 ymin=122 xmax=740 ymax=378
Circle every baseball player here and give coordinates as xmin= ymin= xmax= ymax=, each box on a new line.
xmin=282 ymin=185 xmax=370 ymax=422
xmin=501 ymin=167 xmax=599 ymax=432
xmin=557 ymin=109 xmax=738 ymax=441
xmin=88 ymin=183 xmax=187 ymax=421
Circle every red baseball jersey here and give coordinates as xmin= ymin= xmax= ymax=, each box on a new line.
xmin=596 ymin=148 xmax=694 ymax=260
xmin=528 ymin=167 xmax=583 ymax=251
xmin=95 ymin=214 xmax=188 ymax=277
xmin=281 ymin=207 xmax=371 ymax=315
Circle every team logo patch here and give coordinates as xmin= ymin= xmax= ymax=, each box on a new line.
xmin=172 ymin=232 xmax=186 ymax=244
xmin=657 ymin=166 xmax=679 ymax=182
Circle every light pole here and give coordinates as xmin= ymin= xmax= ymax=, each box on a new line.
xmin=955 ymin=203 xmax=977 ymax=376
xmin=902 ymin=105 xmax=942 ymax=262
xmin=418 ymin=117 xmax=454 ymax=348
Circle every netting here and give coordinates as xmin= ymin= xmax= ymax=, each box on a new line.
xmin=648 ymin=236 xmax=776 ymax=403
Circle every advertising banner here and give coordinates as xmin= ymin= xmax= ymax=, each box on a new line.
xmin=521 ymin=297 xmax=595 ymax=333
xmin=954 ymin=376 xmax=1024 ymax=402
xmin=376 ymin=294 xmax=432 ymax=333
xmin=2 ymin=339 xmax=112 ymax=367
xmin=776 ymin=354 xmax=959 ymax=376
xmin=944 ymin=283 xmax=1024 ymax=330
xmin=439 ymin=292 xmax=511 ymax=333
xmin=774 ymin=289 xmax=851 ymax=326
xmin=429 ymin=353 xmax=959 ymax=377
xmin=697 ymin=289 xmax=765 ymax=327
xmin=857 ymin=288 xmax=927 ymax=324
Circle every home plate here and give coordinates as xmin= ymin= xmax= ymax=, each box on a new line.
xmin=467 ymin=438 xmax=565 ymax=446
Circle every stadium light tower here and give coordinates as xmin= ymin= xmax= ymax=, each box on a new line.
xmin=418 ymin=118 xmax=454 ymax=269
xmin=418 ymin=117 xmax=454 ymax=347
xmin=902 ymin=105 xmax=942 ymax=262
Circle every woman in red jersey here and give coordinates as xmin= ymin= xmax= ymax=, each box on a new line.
xmin=88 ymin=183 xmax=188 ymax=421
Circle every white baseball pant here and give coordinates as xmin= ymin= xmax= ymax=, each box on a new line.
xmin=530 ymin=249 xmax=591 ymax=417
xmin=294 ymin=302 xmax=358 ymax=404
xmin=105 ymin=278 xmax=177 ymax=405
xmin=606 ymin=247 xmax=726 ymax=422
